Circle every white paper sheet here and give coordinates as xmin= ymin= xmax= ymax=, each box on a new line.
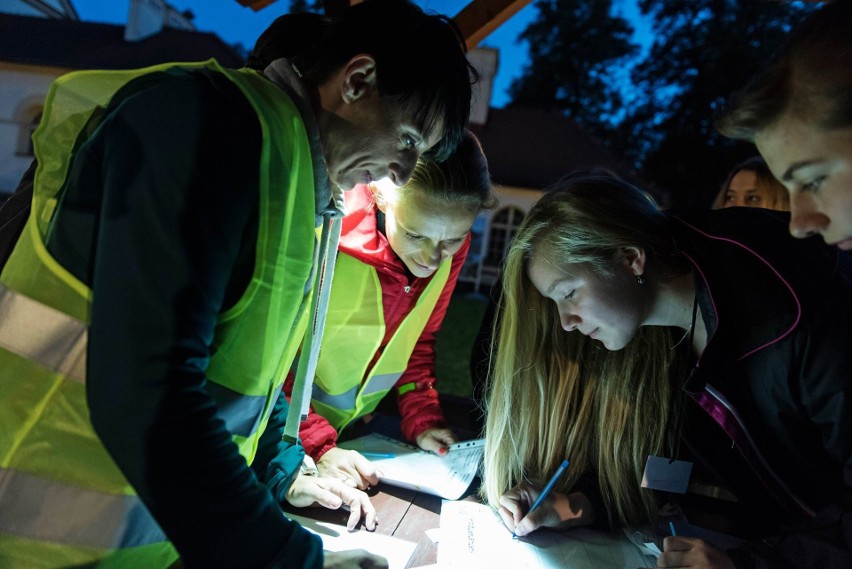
xmin=438 ymin=501 xmax=657 ymax=569
xmin=337 ymin=434 xmax=484 ymax=500
xmin=287 ymin=513 xmax=416 ymax=569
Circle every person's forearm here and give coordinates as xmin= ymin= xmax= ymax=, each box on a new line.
xmin=398 ymin=386 xmax=445 ymax=441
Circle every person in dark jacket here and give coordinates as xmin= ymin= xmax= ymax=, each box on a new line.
xmin=483 ymin=173 xmax=851 ymax=569
xmin=711 ymin=156 xmax=789 ymax=211
xmin=0 ymin=1 xmax=473 ymax=568
xmin=717 ymin=0 xmax=852 ymax=250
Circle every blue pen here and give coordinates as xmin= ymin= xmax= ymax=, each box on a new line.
xmin=361 ymin=452 xmax=395 ymax=459
xmin=512 ymin=459 xmax=570 ymax=538
xmin=669 ymin=521 xmax=677 ymax=536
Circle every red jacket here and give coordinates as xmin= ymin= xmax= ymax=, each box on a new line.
xmin=284 ymin=184 xmax=469 ymax=460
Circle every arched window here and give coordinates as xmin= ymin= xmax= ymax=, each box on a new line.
xmin=485 ymin=206 xmax=525 ymax=267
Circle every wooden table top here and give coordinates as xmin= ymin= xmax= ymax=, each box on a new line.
xmin=284 ymin=482 xmax=444 ymax=568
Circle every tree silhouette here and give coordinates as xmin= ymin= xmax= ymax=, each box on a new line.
xmin=618 ymin=0 xmax=813 ymax=207
xmin=509 ymin=0 xmax=637 ymax=142
xmin=509 ymin=0 xmax=815 ymax=207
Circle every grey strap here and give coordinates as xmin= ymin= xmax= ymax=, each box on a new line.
xmin=284 ymin=213 xmax=341 ymax=442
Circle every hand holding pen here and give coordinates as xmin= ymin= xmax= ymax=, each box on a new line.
xmin=659 ymin=522 xmax=736 ymax=569
xmin=497 ymin=459 xmax=572 ymax=537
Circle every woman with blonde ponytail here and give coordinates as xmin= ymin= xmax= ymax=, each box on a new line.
xmin=483 ymin=173 xmax=852 ymax=569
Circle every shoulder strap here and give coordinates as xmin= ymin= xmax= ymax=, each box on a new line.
xmin=284 ymin=212 xmax=343 ymax=443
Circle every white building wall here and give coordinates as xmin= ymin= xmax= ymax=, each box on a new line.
xmin=491 ymin=184 xmax=543 ymax=212
xmin=468 ymin=48 xmax=497 ymax=127
xmin=459 ymin=184 xmax=544 ymax=291
xmin=0 ymin=63 xmax=66 ymax=194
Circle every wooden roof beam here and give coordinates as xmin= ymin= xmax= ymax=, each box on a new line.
xmin=454 ymin=0 xmax=531 ymax=50
xmin=236 ymin=0 xmax=279 ymax=11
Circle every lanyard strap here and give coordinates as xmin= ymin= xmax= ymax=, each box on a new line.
xmin=284 ymin=212 xmax=342 ymax=443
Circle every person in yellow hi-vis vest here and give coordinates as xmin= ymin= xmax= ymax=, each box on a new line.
xmin=0 ymin=1 xmax=475 ymax=568
xmin=283 ymin=132 xmax=496 ymax=489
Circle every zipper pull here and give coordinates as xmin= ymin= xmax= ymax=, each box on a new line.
xmin=404 ymin=285 xmax=411 ymax=293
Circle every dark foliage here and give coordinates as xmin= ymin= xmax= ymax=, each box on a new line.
xmin=510 ymin=0 xmax=816 ymax=208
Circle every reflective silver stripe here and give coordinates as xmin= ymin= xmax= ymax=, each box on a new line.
xmin=0 ymin=467 xmax=166 ymax=548
xmin=206 ymin=380 xmax=275 ymax=438
xmin=312 ymin=382 xmax=358 ymax=409
xmin=361 ymin=372 xmax=402 ymax=396
xmin=285 ymin=214 xmax=341 ymax=441
xmin=0 ymin=284 xmax=87 ymax=383
xmin=311 ymin=372 xmax=402 ymax=409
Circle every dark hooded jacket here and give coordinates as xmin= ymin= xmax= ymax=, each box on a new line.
xmin=670 ymin=207 xmax=851 ymax=569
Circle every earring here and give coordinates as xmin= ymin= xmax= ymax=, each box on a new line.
xmin=636 ymin=275 xmax=645 ymax=285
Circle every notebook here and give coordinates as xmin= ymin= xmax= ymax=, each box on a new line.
xmin=337 ymin=433 xmax=484 ymax=500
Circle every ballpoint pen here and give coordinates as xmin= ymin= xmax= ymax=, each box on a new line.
xmin=513 ymin=458 xmax=570 ymax=538
xmin=360 ymin=452 xmax=396 ymax=459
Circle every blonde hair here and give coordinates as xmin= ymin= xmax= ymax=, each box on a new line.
xmin=482 ymin=173 xmax=686 ymax=528
xmin=393 ymin=129 xmax=497 ymax=213
xmin=712 ymin=156 xmax=790 ymax=211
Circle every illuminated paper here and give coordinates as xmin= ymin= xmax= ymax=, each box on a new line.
xmin=438 ymin=501 xmax=656 ymax=569
xmin=287 ymin=513 xmax=416 ymax=569
xmin=338 ymin=434 xmax=484 ymax=500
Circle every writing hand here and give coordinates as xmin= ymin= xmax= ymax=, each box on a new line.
xmin=416 ymin=427 xmax=456 ymax=455
xmin=323 ymin=549 xmax=388 ymax=569
xmin=498 ymin=483 xmax=593 ymax=537
xmin=317 ymin=447 xmax=380 ymax=489
xmin=285 ymin=474 xmax=378 ymax=531
xmin=656 ymin=536 xmax=735 ymax=569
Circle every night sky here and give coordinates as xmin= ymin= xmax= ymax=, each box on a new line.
xmin=68 ymin=0 xmax=532 ymax=107
xmin=69 ymin=0 xmax=650 ymax=108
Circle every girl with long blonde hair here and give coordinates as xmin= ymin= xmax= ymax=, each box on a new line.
xmin=483 ymin=173 xmax=852 ymax=569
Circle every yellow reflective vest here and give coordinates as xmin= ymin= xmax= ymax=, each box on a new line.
xmin=0 ymin=60 xmax=316 ymax=568
xmin=310 ymin=250 xmax=451 ymax=431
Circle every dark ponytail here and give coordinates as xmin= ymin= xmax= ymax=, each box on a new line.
xmin=245 ymin=12 xmax=330 ymax=71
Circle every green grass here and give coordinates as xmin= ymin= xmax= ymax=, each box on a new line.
xmin=434 ymin=292 xmax=489 ymax=397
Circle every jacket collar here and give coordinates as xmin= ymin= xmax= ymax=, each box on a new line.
xmin=670 ymin=213 xmax=802 ymax=388
xmin=338 ymin=184 xmax=406 ymax=272
xmin=262 ymin=58 xmax=341 ymax=224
